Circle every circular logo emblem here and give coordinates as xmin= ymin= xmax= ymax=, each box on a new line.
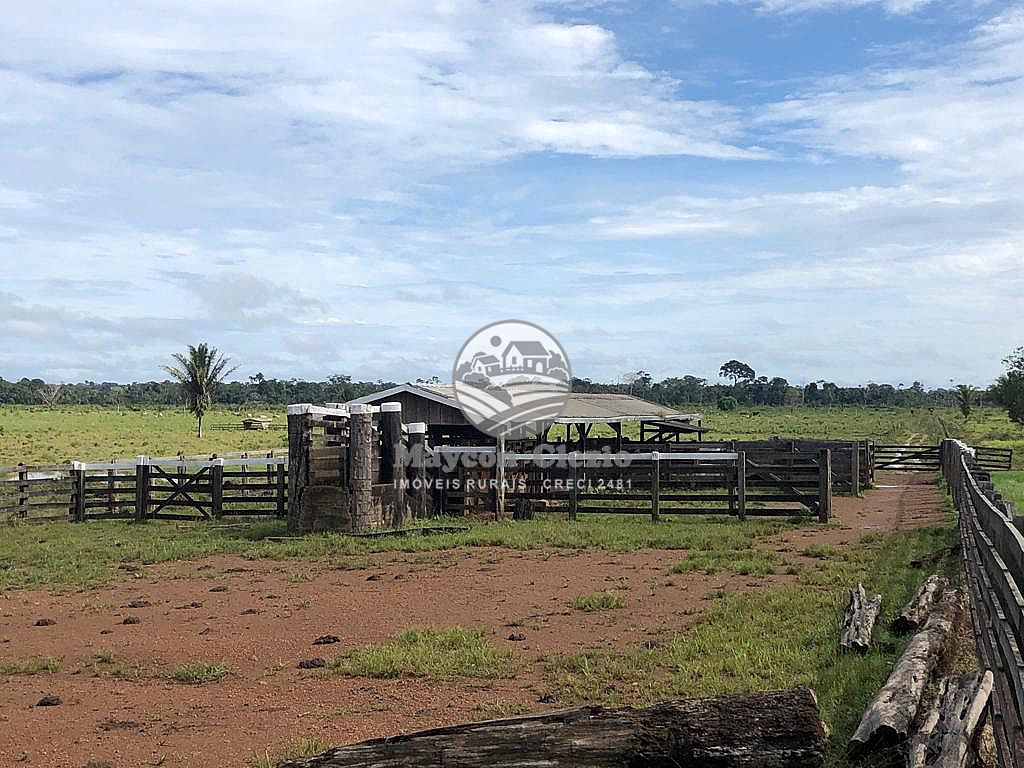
xmin=452 ymin=320 xmax=572 ymax=440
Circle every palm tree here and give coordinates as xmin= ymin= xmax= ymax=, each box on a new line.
xmin=954 ymin=384 xmax=978 ymax=420
xmin=163 ymin=344 xmax=237 ymax=437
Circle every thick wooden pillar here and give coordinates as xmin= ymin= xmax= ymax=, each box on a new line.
xmin=134 ymin=455 xmax=149 ymax=521
xmin=211 ymin=458 xmax=224 ymax=518
xmin=286 ymin=405 xmax=311 ymax=534
xmin=380 ymin=402 xmax=403 ymax=485
xmin=408 ymin=422 xmax=428 ymax=520
xmin=495 ymin=437 xmax=506 ymax=521
xmin=71 ymin=462 xmax=86 ymax=522
xmin=349 ymin=404 xmax=375 ymax=533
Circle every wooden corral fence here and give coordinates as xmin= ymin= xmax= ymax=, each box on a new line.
xmin=878 ymin=443 xmax=1012 ymax=472
xmin=0 ymin=453 xmax=287 ymax=523
xmin=428 ymin=446 xmax=833 ymax=522
xmin=565 ymin=437 xmax=870 ymax=493
xmin=942 ymin=439 xmax=1024 ymax=768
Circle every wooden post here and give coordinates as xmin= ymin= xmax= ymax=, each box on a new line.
xmin=850 ymin=441 xmax=861 ymax=497
xmin=736 ymin=451 xmax=747 ymax=522
xmin=72 ymin=462 xmax=86 ymax=522
xmin=275 ymin=460 xmax=287 ymax=518
xmin=134 ymin=455 xmax=149 ymax=521
xmin=651 ymin=452 xmax=661 ymax=522
xmin=408 ymin=423 xmax=428 ymax=520
xmin=379 ymin=402 xmax=403 ymax=485
xmin=495 ymin=437 xmax=506 ymax=521
xmin=286 ymin=405 xmax=311 ymax=533
xmin=568 ymin=453 xmax=578 ymax=521
xmin=211 ymin=458 xmax=224 ymax=518
xmin=349 ymin=404 xmax=374 ymax=532
xmin=106 ymin=467 xmax=116 ymax=516
xmin=17 ymin=464 xmax=28 ymax=519
xmin=818 ymin=449 xmax=832 ymax=523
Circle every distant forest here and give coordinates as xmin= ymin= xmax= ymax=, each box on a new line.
xmin=0 ymin=365 xmax=979 ymax=410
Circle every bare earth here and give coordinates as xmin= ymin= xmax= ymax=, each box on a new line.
xmin=0 ymin=472 xmax=946 ymax=767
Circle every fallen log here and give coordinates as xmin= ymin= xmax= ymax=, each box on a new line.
xmin=893 ymin=575 xmax=949 ymax=633
xmin=849 ymin=588 xmax=963 ymax=756
xmin=907 ymin=670 xmax=993 ymax=768
xmin=277 ymin=687 xmax=828 ymax=768
xmin=840 ymin=583 xmax=882 ymax=652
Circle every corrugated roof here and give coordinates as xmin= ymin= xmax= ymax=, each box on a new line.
xmin=350 ymin=383 xmax=700 ymax=423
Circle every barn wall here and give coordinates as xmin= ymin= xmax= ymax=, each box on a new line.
xmin=360 ymin=392 xmax=469 ymax=426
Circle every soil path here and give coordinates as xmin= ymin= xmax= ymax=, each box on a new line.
xmin=0 ymin=472 xmax=947 ymax=767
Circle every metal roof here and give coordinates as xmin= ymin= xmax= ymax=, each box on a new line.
xmin=348 ymin=383 xmax=701 ymax=424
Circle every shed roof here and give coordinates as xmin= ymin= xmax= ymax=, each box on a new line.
xmin=348 ymin=383 xmax=701 ymax=424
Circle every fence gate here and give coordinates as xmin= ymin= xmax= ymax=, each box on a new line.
xmin=873 ymin=444 xmax=941 ymax=471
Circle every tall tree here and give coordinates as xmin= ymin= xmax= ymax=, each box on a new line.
xmin=954 ymin=384 xmax=978 ymax=420
xmin=163 ymin=344 xmax=237 ymax=438
xmin=992 ymin=348 xmax=1024 ymax=429
xmin=719 ymin=360 xmax=755 ymax=385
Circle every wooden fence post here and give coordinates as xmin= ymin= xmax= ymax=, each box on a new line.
xmin=134 ymin=455 xmax=149 ymax=521
xmin=72 ymin=462 xmax=86 ymax=522
xmin=495 ymin=437 xmax=506 ymax=522
xmin=107 ymin=466 xmax=116 ymax=516
xmin=17 ymin=464 xmax=28 ymax=519
xmin=349 ymin=404 xmax=374 ymax=532
xmin=211 ymin=458 xmax=224 ymax=518
xmin=275 ymin=460 xmax=287 ymax=518
xmin=408 ymin=423 xmax=428 ymax=519
xmin=850 ymin=442 xmax=861 ymax=497
xmin=736 ymin=451 xmax=747 ymax=522
xmin=568 ymin=453 xmax=578 ymax=521
xmin=819 ymin=449 xmax=832 ymax=523
xmin=651 ymin=452 xmax=661 ymax=522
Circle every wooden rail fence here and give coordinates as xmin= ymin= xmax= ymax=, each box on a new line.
xmin=428 ymin=447 xmax=833 ymax=522
xmin=0 ymin=454 xmax=287 ymax=523
xmin=942 ymin=439 xmax=1024 ymax=768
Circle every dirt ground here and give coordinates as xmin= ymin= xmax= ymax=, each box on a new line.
xmin=0 ymin=472 xmax=947 ymax=767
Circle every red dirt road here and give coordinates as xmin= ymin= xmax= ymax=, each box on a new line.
xmin=0 ymin=473 xmax=947 ymax=767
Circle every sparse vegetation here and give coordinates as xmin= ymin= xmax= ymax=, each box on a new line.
xmin=171 ymin=661 xmax=230 ymax=684
xmin=250 ymin=737 xmax=327 ymax=768
xmin=672 ymin=548 xmax=775 ymax=576
xmin=328 ymin=627 xmax=515 ymax=680
xmin=474 ymin=700 xmax=531 ymax=719
xmin=569 ymin=591 xmax=627 ymax=612
xmin=0 ymin=656 xmax=62 ymax=675
xmin=542 ymin=523 xmax=960 ymax=766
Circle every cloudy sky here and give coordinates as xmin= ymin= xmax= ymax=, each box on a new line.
xmin=1 ymin=0 xmax=1022 ymax=387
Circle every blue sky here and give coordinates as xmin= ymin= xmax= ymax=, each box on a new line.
xmin=1 ymin=0 xmax=1022 ymax=388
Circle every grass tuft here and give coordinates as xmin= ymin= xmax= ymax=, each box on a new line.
xmin=0 ymin=656 xmax=62 ymax=675
xmin=171 ymin=661 xmax=230 ymax=684
xmin=671 ymin=548 xmax=775 ymax=576
xmin=250 ymin=737 xmax=327 ymax=768
xmin=328 ymin=627 xmax=514 ymax=680
xmin=568 ymin=591 xmax=627 ymax=612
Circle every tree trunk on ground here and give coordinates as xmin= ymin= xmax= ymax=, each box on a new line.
xmin=849 ymin=589 xmax=963 ymax=756
xmin=277 ymin=688 xmax=827 ymax=768
xmin=840 ymin=583 xmax=882 ymax=652
xmin=894 ymin=575 xmax=949 ymax=633
xmin=907 ymin=670 xmax=993 ymax=768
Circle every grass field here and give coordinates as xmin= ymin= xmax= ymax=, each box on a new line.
xmin=0 ymin=405 xmax=287 ymax=465
xmin=3 ymin=404 xmax=1021 ymax=467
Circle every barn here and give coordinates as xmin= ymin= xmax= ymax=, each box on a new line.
xmin=346 ymin=382 xmax=708 ymax=446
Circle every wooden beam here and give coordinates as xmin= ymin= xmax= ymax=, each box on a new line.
xmin=276 ymin=688 xmax=827 ymax=768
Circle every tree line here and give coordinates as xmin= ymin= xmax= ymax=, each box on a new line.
xmin=0 ymin=355 xmax=993 ymax=412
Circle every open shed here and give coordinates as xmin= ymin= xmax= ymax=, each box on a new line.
xmin=346 ymin=382 xmax=708 ymax=446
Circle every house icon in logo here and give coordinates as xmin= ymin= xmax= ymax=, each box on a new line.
xmin=470 ymin=351 xmax=501 ymax=376
xmin=501 ymin=340 xmax=549 ymax=374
